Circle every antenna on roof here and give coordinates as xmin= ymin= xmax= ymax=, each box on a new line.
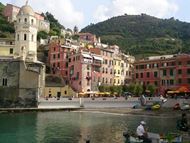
xmin=25 ymin=0 xmax=29 ymax=5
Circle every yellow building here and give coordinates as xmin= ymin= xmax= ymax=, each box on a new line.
xmin=45 ymin=85 xmax=76 ymax=97
xmin=0 ymin=38 xmax=15 ymax=57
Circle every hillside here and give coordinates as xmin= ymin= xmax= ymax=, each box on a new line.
xmin=81 ymin=14 xmax=190 ymax=58
xmin=0 ymin=2 xmax=15 ymax=38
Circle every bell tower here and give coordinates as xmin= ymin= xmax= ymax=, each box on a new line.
xmin=14 ymin=1 xmax=38 ymax=62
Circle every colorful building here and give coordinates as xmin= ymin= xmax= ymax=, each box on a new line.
xmin=0 ymin=38 xmax=15 ymax=57
xmin=134 ymin=54 xmax=190 ymax=94
xmin=3 ymin=3 xmax=50 ymax=32
xmin=45 ymin=85 xmax=76 ymax=97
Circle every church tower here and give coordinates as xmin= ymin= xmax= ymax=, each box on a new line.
xmin=14 ymin=1 xmax=38 ymax=62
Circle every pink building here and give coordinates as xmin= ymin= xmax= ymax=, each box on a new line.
xmin=48 ymin=41 xmax=74 ymax=80
xmin=100 ymin=48 xmax=114 ymax=85
xmin=3 ymin=4 xmax=44 ymax=22
xmin=3 ymin=3 xmax=50 ymax=32
xmin=78 ymin=33 xmax=97 ymax=43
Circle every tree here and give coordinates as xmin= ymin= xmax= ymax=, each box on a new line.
xmin=146 ymin=84 xmax=156 ymax=95
xmin=128 ymin=82 xmax=136 ymax=94
xmin=134 ymin=83 xmax=143 ymax=96
xmin=37 ymin=31 xmax=48 ymax=40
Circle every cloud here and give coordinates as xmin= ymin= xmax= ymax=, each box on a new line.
xmin=93 ymin=0 xmax=178 ymax=22
xmin=3 ymin=0 xmax=84 ymax=29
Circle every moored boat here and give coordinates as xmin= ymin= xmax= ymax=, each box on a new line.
xmin=123 ymin=131 xmax=182 ymax=143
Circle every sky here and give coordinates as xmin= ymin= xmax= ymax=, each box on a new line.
xmin=1 ymin=0 xmax=190 ymax=30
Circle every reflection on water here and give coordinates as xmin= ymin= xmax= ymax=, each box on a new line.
xmin=0 ymin=111 xmax=179 ymax=143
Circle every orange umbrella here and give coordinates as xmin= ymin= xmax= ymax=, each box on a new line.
xmin=176 ymin=86 xmax=189 ymax=92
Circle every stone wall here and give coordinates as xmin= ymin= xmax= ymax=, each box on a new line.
xmin=0 ymin=59 xmax=45 ymax=108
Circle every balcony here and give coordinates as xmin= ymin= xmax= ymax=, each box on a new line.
xmin=92 ymin=61 xmax=101 ymax=66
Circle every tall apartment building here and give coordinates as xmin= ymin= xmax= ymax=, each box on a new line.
xmin=134 ymin=54 xmax=190 ymax=94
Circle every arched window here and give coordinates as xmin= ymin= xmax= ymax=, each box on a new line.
xmin=17 ymin=34 xmax=19 ymax=41
xmin=31 ymin=19 xmax=34 ymax=25
xmin=24 ymin=34 xmax=27 ymax=41
xmin=24 ymin=18 xmax=27 ymax=23
xmin=31 ymin=35 xmax=34 ymax=41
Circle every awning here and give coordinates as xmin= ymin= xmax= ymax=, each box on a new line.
xmin=82 ymin=53 xmax=92 ymax=59
xmin=176 ymin=86 xmax=190 ymax=92
xmin=93 ymin=56 xmax=103 ymax=61
xmin=167 ymin=91 xmax=179 ymax=94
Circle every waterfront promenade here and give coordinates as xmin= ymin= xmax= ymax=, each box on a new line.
xmin=38 ymin=97 xmax=190 ymax=109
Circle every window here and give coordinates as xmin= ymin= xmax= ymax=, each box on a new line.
xmin=65 ymin=91 xmax=67 ymax=95
xmin=188 ymin=78 xmax=190 ymax=84
xmin=110 ymin=69 xmax=112 ymax=74
xmin=19 ymin=18 xmax=21 ymax=22
xmin=105 ymin=59 xmax=108 ymax=65
xmin=106 ymin=68 xmax=108 ymax=74
xmin=110 ymin=79 xmax=112 ymax=84
xmin=178 ymin=61 xmax=182 ymax=65
xmin=170 ymin=69 xmax=173 ymax=76
xmin=187 ymin=61 xmax=190 ymax=65
xmin=154 ymin=72 xmax=158 ymax=78
xmin=118 ymin=70 xmax=120 ymax=74
xmin=140 ymin=73 xmax=143 ymax=78
xmin=24 ymin=34 xmax=27 ymax=41
xmin=31 ymin=35 xmax=34 ymax=41
xmin=2 ymin=78 xmax=7 ymax=86
xmin=24 ymin=18 xmax=27 ymax=23
xmin=102 ymin=67 xmax=104 ymax=73
xmin=106 ymin=78 xmax=108 ymax=83
xmin=53 ymin=54 xmax=56 ymax=59
xmin=163 ymin=69 xmax=167 ymax=76
xmin=118 ymin=79 xmax=120 ymax=84
xmin=87 ymin=65 xmax=90 ymax=70
xmin=76 ymin=72 xmax=79 ymax=80
xmin=31 ymin=19 xmax=34 ymax=25
xmin=17 ymin=34 xmax=19 ymax=41
xmin=57 ymin=63 xmax=60 ymax=68
xmin=10 ymin=48 xmax=13 ymax=54
xmin=187 ymin=69 xmax=190 ymax=74
xmin=102 ymin=78 xmax=104 ymax=83
xmin=178 ymin=79 xmax=182 ymax=84
xmin=178 ymin=69 xmax=182 ymax=74
xmin=147 ymin=72 xmax=150 ymax=78
xmin=170 ymin=80 xmax=174 ymax=85
xmin=136 ymin=73 xmax=139 ymax=78
xmin=58 ymin=54 xmax=60 ymax=59
xmin=87 ymin=72 xmax=90 ymax=76
xmin=154 ymin=81 xmax=158 ymax=86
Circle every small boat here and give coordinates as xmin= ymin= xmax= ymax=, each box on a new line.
xmin=151 ymin=104 xmax=161 ymax=110
xmin=180 ymin=103 xmax=190 ymax=110
xmin=123 ymin=131 xmax=182 ymax=143
xmin=173 ymin=103 xmax=180 ymax=110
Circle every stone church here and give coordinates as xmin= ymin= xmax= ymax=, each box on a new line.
xmin=0 ymin=2 xmax=45 ymax=108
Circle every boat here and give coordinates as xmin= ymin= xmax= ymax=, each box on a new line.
xmin=151 ymin=103 xmax=161 ymax=110
xmin=123 ymin=131 xmax=182 ymax=143
xmin=173 ymin=103 xmax=180 ymax=110
xmin=180 ymin=103 xmax=190 ymax=110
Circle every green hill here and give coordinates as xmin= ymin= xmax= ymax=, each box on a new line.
xmin=81 ymin=14 xmax=190 ymax=58
xmin=0 ymin=2 xmax=15 ymax=38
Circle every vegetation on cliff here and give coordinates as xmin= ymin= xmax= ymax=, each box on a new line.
xmin=81 ymin=14 xmax=190 ymax=58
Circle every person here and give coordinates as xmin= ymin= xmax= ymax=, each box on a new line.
xmin=136 ymin=121 xmax=152 ymax=143
xmin=177 ymin=113 xmax=189 ymax=132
